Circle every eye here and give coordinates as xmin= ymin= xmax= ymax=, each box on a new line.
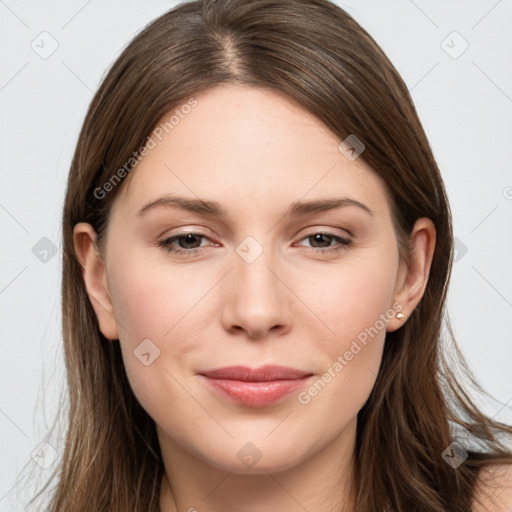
xmin=295 ymin=231 xmax=353 ymax=253
xmin=158 ymin=232 xmax=213 ymax=255
xmin=157 ymin=230 xmax=353 ymax=257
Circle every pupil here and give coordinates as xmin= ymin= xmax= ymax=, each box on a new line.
xmin=181 ymin=234 xmax=200 ymax=249
xmin=312 ymin=234 xmax=330 ymax=247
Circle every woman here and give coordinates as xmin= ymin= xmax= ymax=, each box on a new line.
xmin=32 ymin=0 xmax=512 ymax=510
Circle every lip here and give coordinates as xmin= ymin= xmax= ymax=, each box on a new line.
xmin=198 ymin=365 xmax=314 ymax=407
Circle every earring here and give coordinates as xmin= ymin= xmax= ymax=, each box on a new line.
xmin=396 ymin=312 xmax=405 ymax=319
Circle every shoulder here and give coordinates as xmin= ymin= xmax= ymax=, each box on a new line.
xmin=472 ymin=463 xmax=512 ymax=511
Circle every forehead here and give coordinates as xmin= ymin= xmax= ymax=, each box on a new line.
xmin=111 ymin=85 xmax=391 ymax=221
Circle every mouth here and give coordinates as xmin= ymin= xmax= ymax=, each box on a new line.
xmin=198 ymin=365 xmax=314 ymax=407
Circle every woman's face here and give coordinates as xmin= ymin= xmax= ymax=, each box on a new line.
xmin=75 ymin=85 xmax=434 ymax=475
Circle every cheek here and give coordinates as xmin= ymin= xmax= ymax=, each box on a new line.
xmin=301 ymin=252 xmax=397 ymax=342
xmin=108 ymin=265 xmax=205 ymax=429
xmin=107 ymin=262 xmax=204 ymax=390
xmin=295 ymin=255 xmax=396 ymax=417
xmin=109 ymin=259 xmax=206 ymax=342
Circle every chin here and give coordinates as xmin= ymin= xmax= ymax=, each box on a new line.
xmin=197 ymin=439 xmax=310 ymax=475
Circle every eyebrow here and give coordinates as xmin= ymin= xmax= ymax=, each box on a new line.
xmin=136 ymin=194 xmax=375 ymax=218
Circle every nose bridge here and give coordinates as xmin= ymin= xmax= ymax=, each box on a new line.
xmin=222 ymin=234 xmax=291 ymax=337
xmin=235 ymin=234 xmax=283 ymax=303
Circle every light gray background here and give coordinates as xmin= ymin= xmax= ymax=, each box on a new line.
xmin=1 ymin=1 xmax=511 ymax=510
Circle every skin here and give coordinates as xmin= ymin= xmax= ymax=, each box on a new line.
xmin=74 ymin=85 xmax=436 ymax=512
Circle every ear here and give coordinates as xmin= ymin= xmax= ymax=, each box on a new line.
xmin=73 ymin=222 xmax=119 ymax=340
xmin=387 ymin=217 xmax=436 ymax=332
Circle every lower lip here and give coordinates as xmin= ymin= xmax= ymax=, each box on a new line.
xmin=200 ymin=376 xmax=312 ymax=407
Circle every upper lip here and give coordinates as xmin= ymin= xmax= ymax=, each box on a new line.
xmin=199 ymin=365 xmax=313 ymax=382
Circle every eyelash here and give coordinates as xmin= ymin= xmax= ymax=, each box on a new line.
xmin=157 ymin=231 xmax=353 ymax=256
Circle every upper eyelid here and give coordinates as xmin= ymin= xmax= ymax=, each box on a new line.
xmin=154 ymin=212 xmax=357 ymax=238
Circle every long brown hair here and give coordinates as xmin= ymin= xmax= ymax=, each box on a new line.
xmin=26 ymin=0 xmax=512 ymax=510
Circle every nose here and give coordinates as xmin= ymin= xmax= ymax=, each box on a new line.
xmin=221 ymin=245 xmax=293 ymax=340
